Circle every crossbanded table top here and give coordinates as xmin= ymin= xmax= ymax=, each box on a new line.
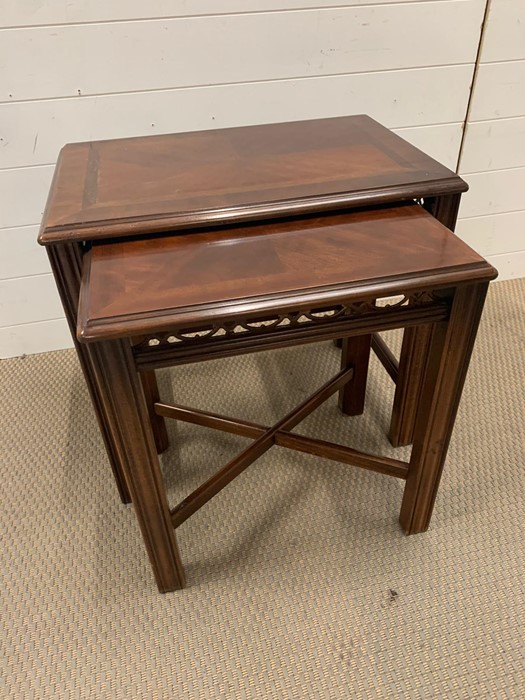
xmin=39 ymin=115 xmax=465 ymax=245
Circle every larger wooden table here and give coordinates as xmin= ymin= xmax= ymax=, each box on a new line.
xmin=39 ymin=115 xmax=469 ymax=506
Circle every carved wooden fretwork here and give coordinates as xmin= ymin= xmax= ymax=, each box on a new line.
xmin=134 ymin=291 xmax=441 ymax=351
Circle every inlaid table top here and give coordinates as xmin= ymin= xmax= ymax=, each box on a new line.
xmin=39 ymin=115 xmax=466 ymax=245
xmin=78 ymin=204 xmax=496 ymax=342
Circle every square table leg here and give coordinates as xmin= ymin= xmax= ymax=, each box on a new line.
xmin=47 ymin=243 xmax=133 ymax=504
xmin=48 ymin=242 xmax=170 ymax=499
xmin=338 ymin=334 xmax=372 ymax=415
xmin=388 ymin=323 xmax=432 ymax=447
xmin=96 ymin=337 xmax=186 ymax=592
xmin=140 ymin=369 xmax=170 ymax=454
xmin=399 ymin=281 xmax=489 ymax=534
xmin=389 ymin=193 xmax=462 ymax=446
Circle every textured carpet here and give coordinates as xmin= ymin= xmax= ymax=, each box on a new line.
xmin=1 ymin=278 xmax=524 ymax=699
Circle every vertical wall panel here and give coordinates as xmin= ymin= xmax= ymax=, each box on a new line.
xmin=458 ymin=0 xmax=525 ymax=280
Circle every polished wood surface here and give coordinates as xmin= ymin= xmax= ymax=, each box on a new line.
xmin=169 ymin=366 xmax=355 ymax=529
xmin=77 ymin=231 xmax=494 ymax=590
xmin=41 ymin=115 xmax=469 ymax=504
xmin=153 ymin=400 xmax=408 ymax=480
xmin=78 ymin=204 xmax=491 ymax=340
xmin=40 ymin=114 xmax=497 ymax=591
xmin=133 ymin=301 xmax=451 ymax=373
xmin=339 ymin=334 xmax=372 ymax=416
xmin=47 ymin=243 xmax=132 ymax=504
xmin=73 ymin=197 xmax=496 ymax=591
xmin=38 ymin=115 xmax=466 ymax=244
xmin=371 ymin=334 xmax=399 ymax=383
xmin=140 ymin=369 xmax=169 ymax=454
xmin=96 ymin=337 xmax=186 ymax=591
xmin=400 ymin=283 xmax=490 ymax=534
xmin=388 ymin=192 xmax=463 ymax=447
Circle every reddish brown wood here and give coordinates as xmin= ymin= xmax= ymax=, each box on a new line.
xmin=275 ymin=433 xmax=408 ymax=480
xmin=170 ymin=366 xmax=354 ymax=528
xmin=339 ymin=334 xmax=372 ymax=416
xmin=389 ymin=192 xmax=463 ymax=446
xmin=78 ymin=205 xmax=488 ymax=341
xmin=38 ymin=116 xmax=466 ymax=245
xmin=40 ymin=118 xmax=470 ymax=504
xmin=371 ymin=333 xmax=399 ymax=382
xmin=74 ymin=200 xmax=496 ymax=587
xmin=97 ymin=338 xmax=186 ymax=592
xmin=155 ymin=402 xmax=263 ymax=439
xmin=400 ymin=282 xmax=490 ymax=534
xmin=46 ymin=243 xmax=132 ymax=504
xmin=154 ymin=401 xmax=409 ymax=479
xmin=388 ymin=323 xmax=433 ymax=448
xmin=42 ymin=118 xmax=500 ymax=590
xmin=133 ymin=301 xmax=450 ymax=372
xmin=140 ymin=370 xmax=169 ymax=454
xmin=424 ymin=193 xmax=462 ymax=231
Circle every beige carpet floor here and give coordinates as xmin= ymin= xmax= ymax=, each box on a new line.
xmin=1 ymin=278 xmax=524 ymax=699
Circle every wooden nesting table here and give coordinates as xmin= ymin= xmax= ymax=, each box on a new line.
xmin=75 ymin=203 xmax=496 ymax=591
xmin=39 ymin=115 xmax=470 ymax=505
xmin=39 ymin=115 xmax=496 ymax=591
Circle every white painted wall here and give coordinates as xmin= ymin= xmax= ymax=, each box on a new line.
xmin=456 ymin=0 xmax=525 ymax=280
xmin=0 ymin=0 xmax=510 ymax=358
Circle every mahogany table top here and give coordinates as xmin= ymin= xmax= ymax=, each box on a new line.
xmin=78 ymin=204 xmax=496 ymax=341
xmin=39 ymin=115 xmax=466 ymax=245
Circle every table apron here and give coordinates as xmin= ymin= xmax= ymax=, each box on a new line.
xmin=133 ymin=299 xmax=449 ymax=371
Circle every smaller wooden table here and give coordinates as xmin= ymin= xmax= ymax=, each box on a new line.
xmin=77 ymin=204 xmax=496 ymax=592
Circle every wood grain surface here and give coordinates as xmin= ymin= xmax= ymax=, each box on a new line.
xmin=78 ymin=204 xmax=494 ymax=340
xmin=39 ymin=116 xmax=466 ymax=244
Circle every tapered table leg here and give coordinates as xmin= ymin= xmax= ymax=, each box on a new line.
xmin=96 ymin=338 xmax=186 ymax=592
xmin=400 ymin=282 xmax=489 ymax=534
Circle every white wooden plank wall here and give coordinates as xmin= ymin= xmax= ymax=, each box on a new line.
xmin=0 ymin=1 xmax=486 ymax=357
xmin=456 ymin=0 xmax=525 ymax=281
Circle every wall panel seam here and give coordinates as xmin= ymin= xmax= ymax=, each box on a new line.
xmin=0 ymin=274 xmax=53 ymax=282
xmin=461 ymin=165 xmax=525 ymax=176
xmin=480 ymin=58 xmax=525 ymax=67
xmin=455 ymin=0 xmax=492 ymax=172
xmin=0 ymin=223 xmax=50 ymax=232
xmin=468 ymin=115 xmax=525 ymax=125
xmin=0 ymin=317 xmax=66 ymax=331
xmin=0 ymin=164 xmax=55 ymax=173
xmin=459 ymin=206 xmax=525 ymax=220
xmin=0 ymin=223 xmax=39 ymax=232
xmin=0 ymin=0 xmax=472 ymax=30
xmin=0 ymin=63 xmax=476 ymax=106
xmin=0 ymin=122 xmax=466 ymax=176
xmin=458 ymin=209 xmax=525 ymax=221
